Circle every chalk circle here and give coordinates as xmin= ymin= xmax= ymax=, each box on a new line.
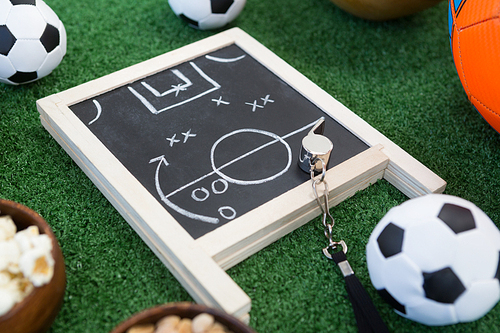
xmin=212 ymin=178 xmax=229 ymax=194
xmin=191 ymin=187 xmax=210 ymax=202
xmin=210 ymin=129 xmax=292 ymax=186
xmin=218 ymin=206 xmax=237 ymax=220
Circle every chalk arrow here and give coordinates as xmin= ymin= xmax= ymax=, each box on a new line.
xmin=149 ymin=155 xmax=169 ymax=167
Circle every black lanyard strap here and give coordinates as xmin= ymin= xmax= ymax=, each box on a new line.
xmin=331 ymin=250 xmax=390 ymax=333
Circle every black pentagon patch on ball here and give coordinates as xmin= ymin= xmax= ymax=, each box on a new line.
xmin=378 ymin=289 xmax=406 ymax=314
xmin=438 ymin=203 xmax=476 ymax=234
xmin=179 ymin=14 xmax=199 ymax=28
xmin=40 ymin=24 xmax=60 ymax=53
xmin=0 ymin=25 xmax=16 ymax=56
xmin=9 ymin=71 xmax=38 ymax=84
xmin=211 ymin=0 xmax=234 ymax=14
xmin=377 ymin=222 xmax=404 ymax=258
xmin=423 ymin=267 xmax=465 ymax=304
xmin=10 ymin=0 xmax=36 ymax=5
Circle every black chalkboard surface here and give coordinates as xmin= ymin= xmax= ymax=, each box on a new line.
xmin=70 ymin=44 xmax=368 ymax=239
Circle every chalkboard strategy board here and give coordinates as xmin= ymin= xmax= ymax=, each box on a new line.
xmin=37 ymin=28 xmax=446 ymax=321
xmin=69 ymin=43 xmax=369 ymax=239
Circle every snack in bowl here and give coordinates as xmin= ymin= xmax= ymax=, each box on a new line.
xmin=0 ymin=215 xmax=55 ymax=315
xmin=111 ymin=303 xmax=256 ymax=333
xmin=0 ymin=199 xmax=65 ymax=333
xmin=127 ymin=312 xmax=233 ymax=333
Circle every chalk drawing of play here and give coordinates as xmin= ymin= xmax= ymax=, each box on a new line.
xmin=68 ymin=44 xmax=369 ymax=239
xmin=149 ymin=119 xmax=319 ymax=225
xmin=126 ymin=53 xmax=318 ymax=225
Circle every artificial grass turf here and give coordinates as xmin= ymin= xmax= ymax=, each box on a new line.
xmin=1 ymin=0 xmax=500 ymax=332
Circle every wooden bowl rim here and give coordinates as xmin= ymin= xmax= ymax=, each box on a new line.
xmin=0 ymin=199 xmax=54 ymax=234
xmin=110 ymin=302 xmax=256 ymax=333
xmin=0 ymin=198 xmax=66 ymax=328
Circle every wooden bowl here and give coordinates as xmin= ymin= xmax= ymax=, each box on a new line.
xmin=111 ymin=302 xmax=256 ymax=333
xmin=0 ymin=199 xmax=66 ymax=333
xmin=329 ymin=0 xmax=444 ymax=21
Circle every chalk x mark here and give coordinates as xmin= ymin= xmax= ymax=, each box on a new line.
xmin=88 ymin=100 xmax=102 ymax=125
xmin=181 ymin=129 xmax=196 ymax=143
xmin=245 ymin=100 xmax=264 ymax=112
xmin=166 ymin=134 xmax=180 ymax=147
xmin=171 ymin=84 xmax=187 ymax=96
xmin=261 ymin=95 xmax=274 ymax=105
xmin=205 ymin=54 xmax=246 ymax=63
xmin=141 ymin=69 xmax=192 ymax=97
xmin=129 ymin=62 xmax=221 ymax=114
xmin=212 ymin=96 xmax=230 ymax=106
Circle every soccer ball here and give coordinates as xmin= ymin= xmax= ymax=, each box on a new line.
xmin=0 ymin=0 xmax=66 ymax=85
xmin=168 ymin=0 xmax=246 ymax=30
xmin=328 ymin=0 xmax=443 ymax=21
xmin=366 ymin=194 xmax=500 ymax=326
xmin=449 ymin=0 xmax=500 ymax=133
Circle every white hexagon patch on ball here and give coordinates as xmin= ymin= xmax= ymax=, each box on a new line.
xmin=0 ymin=0 xmax=66 ymax=85
xmin=168 ymin=0 xmax=246 ymax=30
xmin=366 ymin=194 xmax=500 ymax=326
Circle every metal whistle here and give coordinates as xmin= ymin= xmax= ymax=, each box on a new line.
xmin=298 ymin=117 xmax=333 ymax=174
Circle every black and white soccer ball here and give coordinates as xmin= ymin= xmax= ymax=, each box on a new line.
xmin=168 ymin=0 xmax=246 ymax=30
xmin=0 ymin=0 xmax=66 ymax=85
xmin=366 ymin=194 xmax=500 ymax=326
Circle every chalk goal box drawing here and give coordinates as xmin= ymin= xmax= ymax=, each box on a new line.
xmin=36 ymin=28 xmax=446 ymax=321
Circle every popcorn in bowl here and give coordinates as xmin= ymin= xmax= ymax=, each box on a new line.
xmin=127 ymin=312 xmax=235 ymax=333
xmin=0 ymin=215 xmax=55 ymax=316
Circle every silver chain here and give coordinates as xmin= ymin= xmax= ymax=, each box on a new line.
xmin=310 ymin=158 xmax=347 ymax=259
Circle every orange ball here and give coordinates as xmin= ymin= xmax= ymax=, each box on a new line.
xmin=449 ymin=0 xmax=500 ymax=133
xmin=328 ymin=0 xmax=443 ymax=21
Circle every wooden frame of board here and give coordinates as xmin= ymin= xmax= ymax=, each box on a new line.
xmin=37 ymin=28 xmax=446 ymax=322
